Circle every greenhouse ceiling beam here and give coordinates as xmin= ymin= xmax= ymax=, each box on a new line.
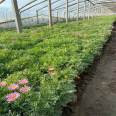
xmin=19 ymin=0 xmax=38 ymax=10
xmin=68 ymin=0 xmax=86 ymax=8
xmin=52 ymin=3 xmax=85 ymax=12
xmin=37 ymin=0 xmax=75 ymax=12
xmin=21 ymin=0 xmax=62 ymax=13
xmin=97 ymin=1 xmax=116 ymax=4
xmin=52 ymin=3 xmax=65 ymax=11
xmin=50 ymin=0 xmax=62 ymax=5
xmin=69 ymin=8 xmax=77 ymax=12
xmin=78 ymin=0 xmax=87 ymax=4
xmin=101 ymin=5 xmax=116 ymax=12
xmin=53 ymin=1 xmax=84 ymax=11
xmin=68 ymin=3 xmax=77 ymax=7
xmin=69 ymin=5 xmax=88 ymax=13
xmin=52 ymin=0 xmax=75 ymax=11
xmin=36 ymin=0 xmax=63 ymax=12
xmin=20 ymin=0 xmax=47 ymax=13
xmin=69 ymin=4 xmax=89 ymax=12
xmin=78 ymin=6 xmax=87 ymax=10
xmin=101 ymin=4 xmax=116 ymax=7
xmin=36 ymin=5 xmax=48 ymax=12
xmin=68 ymin=0 xmax=76 ymax=5
xmin=86 ymin=0 xmax=95 ymax=5
xmin=52 ymin=7 xmax=65 ymax=11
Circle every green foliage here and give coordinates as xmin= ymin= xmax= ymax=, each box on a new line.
xmin=0 ymin=16 xmax=115 ymax=116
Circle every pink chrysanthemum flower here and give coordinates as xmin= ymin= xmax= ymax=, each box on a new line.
xmin=0 ymin=81 xmax=7 ymax=87
xmin=19 ymin=86 xmax=30 ymax=94
xmin=8 ymin=84 xmax=19 ymax=91
xmin=6 ymin=92 xmax=20 ymax=103
xmin=18 ymin=79 xmax=28 ymax=85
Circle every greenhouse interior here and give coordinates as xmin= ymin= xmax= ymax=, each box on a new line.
xmin=0 ymin=0 xmax=116 ymax=116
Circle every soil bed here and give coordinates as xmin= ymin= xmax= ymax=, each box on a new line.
xmin=62 ymin=22 xmax=116 ymax=116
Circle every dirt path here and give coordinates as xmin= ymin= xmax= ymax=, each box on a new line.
xmin=71 ymin=23 xmax=116 ymax=116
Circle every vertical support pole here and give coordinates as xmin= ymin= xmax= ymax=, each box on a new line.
xmin=96 ymin=6 xmax=98 ymax=16
xmin=102 ymin=7 xmax=104 ymax=16
xmin=99 ymin=5 xmax=101 ymax=16
xmin=57 ymin=11 xmax=59 ymax=22
xmin=85 ymin=0 xmax=87 ymax=18
xmin=77 ymin=0 xmax=79 ymax=21
xmin=98 ymin=7 xmax=99 ymax=16
xmin=48 ymin=0 xmax=52 ymax=27
xmin=36 ymin=10 xmax=39 ymax=24
xmin=88 ymin=1 xmax=90 ymax=20
xmin=66 ymin=0 xmax=68 ymax=23
xmin=91 ymin=4 xmax=95 ymax=18
xmin=90 ymin=3 xmax=92 ymax=18
xmin=103 ymin=7 xmax=105 ymax=16
xmin=94 ymin=6 xmax=96 ymax=16
xmin=11 ymin=0 xmax=22 ymax=33
xmin=100 ymin=6 xmax=102 ymax=16
xmin=83 ymin=0 xmax=86 ymax=20
xmin=73 ymin=15 xmax=75 ymax=20
xmin=94 ymin=6 xmax=96 ymax=17
xmin=64 ymin=12 xmax=65 ymax=21
xmin=92 ymin=6 xmax=95 ymax=18
xmin=95 ymin=6 xmax=97 ymax=16
xmin=69 ymin=12 xmax=70 ymax=21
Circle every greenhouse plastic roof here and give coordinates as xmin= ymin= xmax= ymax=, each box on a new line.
xmin=92 ymin=0 xmax=116 ymax=13
xmin=0 ymin=0 xmax=116 ymax=13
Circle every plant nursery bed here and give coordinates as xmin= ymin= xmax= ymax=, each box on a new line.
xmin=0 ymin=16 xmax=115 ymax=116
xmin=62 ymin=22 xmax=116 ymax=116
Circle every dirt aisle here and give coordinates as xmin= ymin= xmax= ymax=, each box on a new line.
xmin=72 ymin=24 xmax=116 ymax=116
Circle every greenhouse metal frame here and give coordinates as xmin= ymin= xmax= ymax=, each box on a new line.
xmin=0 ymin=0 xmax=116 ymax=33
